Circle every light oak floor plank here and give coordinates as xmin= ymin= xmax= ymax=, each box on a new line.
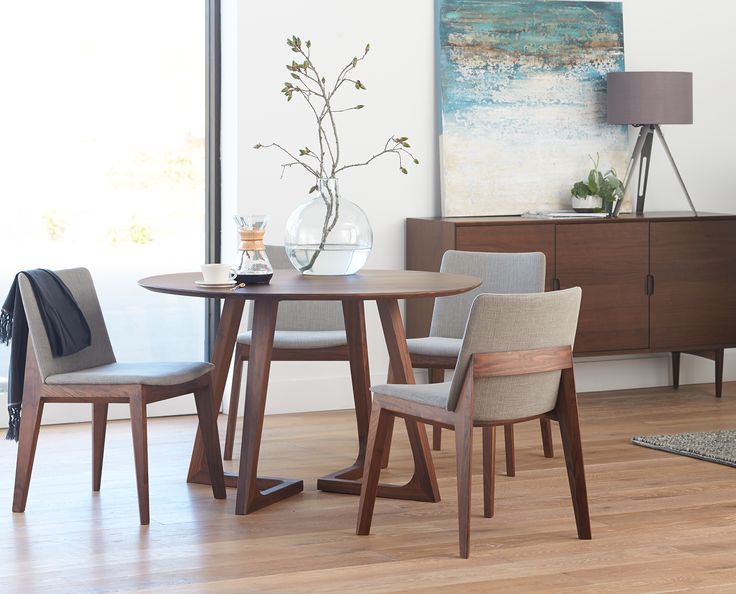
xmin=1 ymin=381 xmax=735 ymax=592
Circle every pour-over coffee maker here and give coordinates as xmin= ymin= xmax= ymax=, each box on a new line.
xmin=232 ymin=215 xmax=273 ymax=285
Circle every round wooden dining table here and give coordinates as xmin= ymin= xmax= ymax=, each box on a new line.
xmin=139 ymin=269 xmax=480 ymax=515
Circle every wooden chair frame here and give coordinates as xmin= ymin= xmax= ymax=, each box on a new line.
xmin=357 ymin=345 xmax=591 ymax=558
xmin=410 ymin=353 xmax=556 ymax=476
xmin=13 ymin=337 xmax=226 ymax=525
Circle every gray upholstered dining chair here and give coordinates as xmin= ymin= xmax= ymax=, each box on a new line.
xmin=223 ymin=246 xmax=348 ymax=460
xmin=406 ymin=250 xmax=552 ymax=475
xmin=357 ymin=288 xmax=589 ymax=558
xmin=12 ymin=268 xmax=225 ymax=524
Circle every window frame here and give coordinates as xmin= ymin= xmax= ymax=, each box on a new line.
xmin=205 ymin=0 xmax=222 ymax=361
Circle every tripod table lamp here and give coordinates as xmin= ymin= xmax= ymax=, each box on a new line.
xmin=607 ymin=71 xmax=697 ymax=216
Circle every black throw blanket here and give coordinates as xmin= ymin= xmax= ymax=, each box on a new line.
xmin=0 ymin=269 xmax=91 ymax=441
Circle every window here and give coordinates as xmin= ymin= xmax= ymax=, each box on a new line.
xmin=0 ymin=1 xmax=212 ymax=416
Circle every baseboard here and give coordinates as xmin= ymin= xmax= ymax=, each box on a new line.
xmin=574 ymin=350 xmax=736 ymax=393
xmin=0 ymin=397 xmax=196 ymax=428
xmin=3 ymin=349 xmax=732 ymax=428
xmin=227 ymin=350 xmax=735 ymax=418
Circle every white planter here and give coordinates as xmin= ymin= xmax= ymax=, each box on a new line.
xmin=571 ymin=195 xmax=603 ymax=212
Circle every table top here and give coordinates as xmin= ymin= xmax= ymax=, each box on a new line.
xmin=138 ymin=270 xmax=481 ymax=301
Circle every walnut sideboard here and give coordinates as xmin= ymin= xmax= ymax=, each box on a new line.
xmin=406 ymin=212 xmax=736 ymax=396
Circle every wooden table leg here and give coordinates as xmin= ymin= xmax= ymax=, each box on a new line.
xmin=317 ymin=300 xmax=372 ymax=485
xmin=235 ymin=299 xmax=303 ymax=515
xmin=343 ymin=300 xmax=372 ymax=463
xmin=318 ymin=299 xmax=440 ymax=503
xmin=188 ymin=297 xmax=244 ymax=486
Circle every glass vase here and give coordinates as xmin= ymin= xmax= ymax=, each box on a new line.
xmin=284 ymin=177 xmax=372 ymax=275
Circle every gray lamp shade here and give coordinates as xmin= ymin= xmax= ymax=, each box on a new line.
xmin=607 ymin=71 xmax=693 ymax=125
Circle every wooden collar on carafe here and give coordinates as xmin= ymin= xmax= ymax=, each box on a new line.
xmin=238 ymin=228 xmax=265 ymax=251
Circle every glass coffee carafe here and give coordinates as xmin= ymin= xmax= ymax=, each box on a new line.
xmin=232 ymin=215 xmax=273 ymax=285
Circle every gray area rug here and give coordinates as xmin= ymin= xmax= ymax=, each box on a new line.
xmin=632 ymin=430 xmax=736 ymax=468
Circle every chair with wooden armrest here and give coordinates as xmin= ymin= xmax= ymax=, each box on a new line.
xmin=12 ymin=267 xmax=225 ymax=525
xmin=357 ymin=288 xmax=589 ymax=558
xmin=223 ymin=246 xmax=348 ymax=461
xmin=406 ymin=250 xmax=554 ymax=477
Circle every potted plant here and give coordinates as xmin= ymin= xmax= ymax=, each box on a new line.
xmin=255 ymin=36 xmax=419 ymax=275
xmin=570 ymin=154 xmax=624 ymax=214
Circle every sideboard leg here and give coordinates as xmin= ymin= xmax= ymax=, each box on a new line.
xmin=715 ymin=348 xmax=724 ymax=399
xmin=680 ymin=349 xmax=726 ymax=398
xmin=672 ymin=352 xmax=681 ymax=390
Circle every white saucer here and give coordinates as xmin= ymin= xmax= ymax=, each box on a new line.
xmin=195 ymin=280 xmax=237 ymax=288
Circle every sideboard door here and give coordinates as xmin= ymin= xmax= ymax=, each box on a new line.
xmin=651 ymin=220 xmax=736 ymax=351
xmin=556 ymin=222 xmax=650 ymax=354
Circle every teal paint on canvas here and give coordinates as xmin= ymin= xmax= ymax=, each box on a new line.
xmin=438 ymin=0 xmax=629 ymax=215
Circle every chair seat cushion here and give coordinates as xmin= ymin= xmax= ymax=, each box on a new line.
xmin=237 ymin=330 xmax=347 ymax=350
xmin=406 ymin=337 xmax=462 ymax=358
xmin=45 ymin=361 xmax=214 ymax=386
xmin=370 ymin=381 xmax=452 ymax=410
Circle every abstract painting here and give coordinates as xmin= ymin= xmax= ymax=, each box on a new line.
xmin=438 ymin=0 xmax=629 ymax=216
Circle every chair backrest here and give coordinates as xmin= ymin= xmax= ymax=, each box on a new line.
xmin=18 ymin=268 xmax=116 ymax=381
xmin=447 ymin=288 xmax=581 ymax=422
xmin=430 ymin=251 xmax=545 ymax=339
xmin=246 ymin=245 xmax=344 ymax=332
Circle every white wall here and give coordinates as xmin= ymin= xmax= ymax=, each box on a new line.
xmin=222 ymin=0 xmax=736 ymax=415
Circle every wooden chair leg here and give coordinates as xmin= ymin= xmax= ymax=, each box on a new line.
xmin=380 ymin=366 xmax=396 ymax=469
xmin=380 ymin=415 xmax=394 ymax=469
xmin=194 ymin=383 xmax=227 ymax=500
xmin=357 ymin=403 xmax=394 ymax=535
xmin=12 ymin=394 xmax=44 ymax=513
xmin=432 ymin=425 xmax=442 ymax=451
xmin=672 ymin=352 xmax=681 ymax=389
xmin=503 ymin=424 xmax=515 ymax=477
xmin=129 ymin=392 xmax=150 ymax=525
xmin=715 ymin=348 xmax=724 ymax=398
xmin=540 ymin=417 xmax=554 ymax=458
xmin=92 ymin=402 xmax=108 ymax=492
xmin=455 ymin=412 xmax=473 ymax=558
xmin=482 ymin=426 xmax=496 ymax=518
xmin=224 ymin=346 xmax=245 ymax=461
xmin=555 ymin=368 xmax=591 ymax=540
xmin=429 ymin=368 xmax=445 ymax=451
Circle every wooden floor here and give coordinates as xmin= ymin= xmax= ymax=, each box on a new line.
xmin=2 ymin=382 xmax=736 ymax=593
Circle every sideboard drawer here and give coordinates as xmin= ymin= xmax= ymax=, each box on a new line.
xmin=456 ymin=224 xmax=555 ymax=291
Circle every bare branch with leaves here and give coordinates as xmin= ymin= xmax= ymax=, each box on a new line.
xmin=254 ymin=35 xmax=419 ymax=186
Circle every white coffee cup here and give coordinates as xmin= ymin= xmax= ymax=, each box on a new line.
xmin=201 ymin=263 xmax=236 ymax=284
